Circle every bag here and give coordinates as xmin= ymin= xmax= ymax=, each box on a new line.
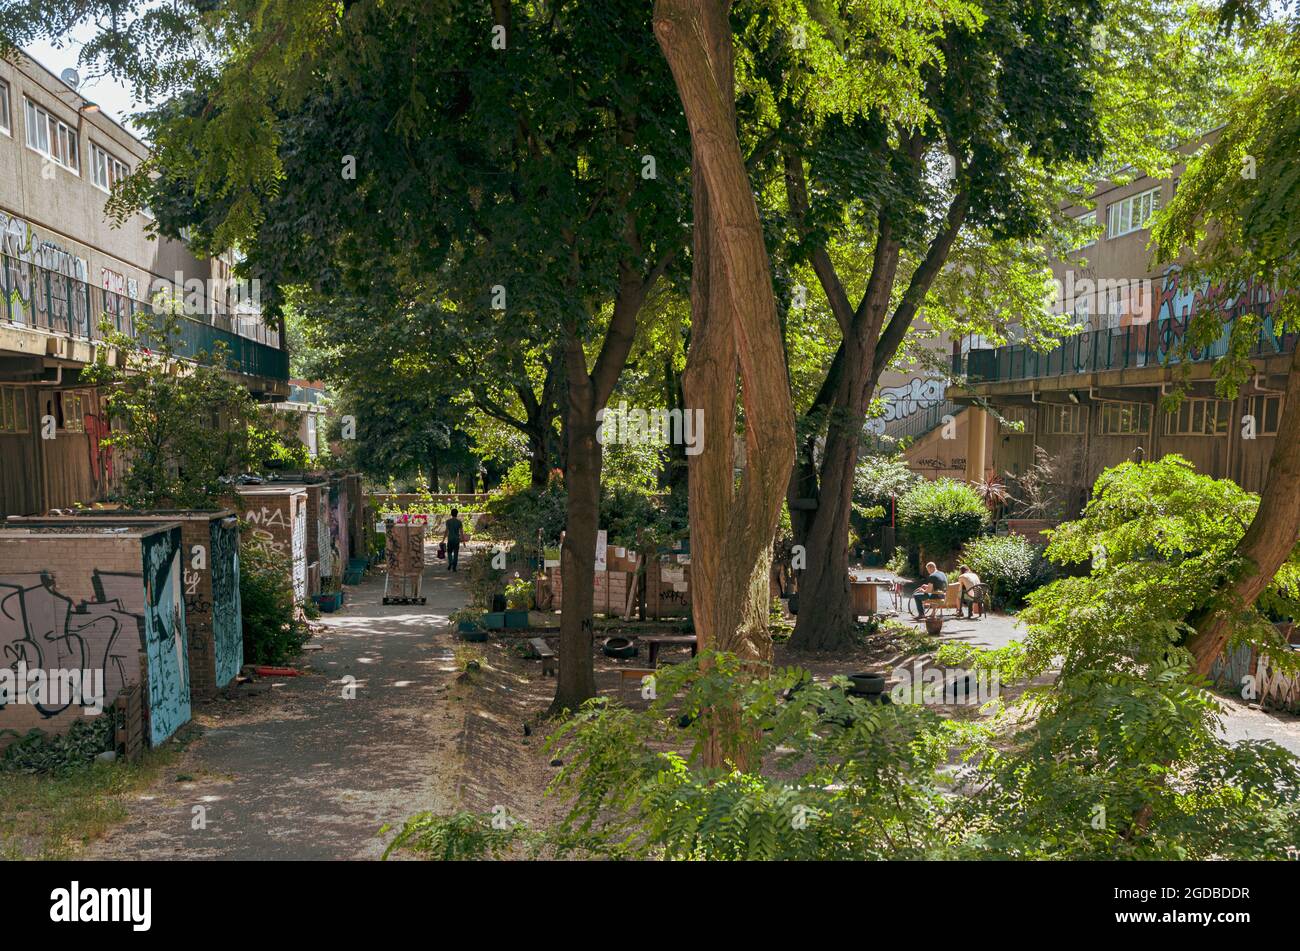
xmin=437 ymin=541 xmax=446 ymax=560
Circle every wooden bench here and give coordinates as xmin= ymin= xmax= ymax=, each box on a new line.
xmin=529 ymin=637 xmax=557 ymax=677
xmin=640 ymin=634 xmax=698 ymax=666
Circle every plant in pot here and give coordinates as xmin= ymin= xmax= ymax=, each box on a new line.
xmin=313 ymin=576 xmax=344 ymax=613
xmin=451 ymin=607 xmax=488 ymax=642
xmin=503 ymin=576 xmax=533 ymax=629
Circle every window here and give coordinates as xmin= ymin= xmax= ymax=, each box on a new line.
xmin=1107 ymin=186 xmax=1161 ymax=238
xmin=1098 ymin=402 xmax=1152 ymax=435
xmin=1246 ymin=395 xmax=1281 ymax=436
xmin=91 ymin=142 xmax=130 ymax=191
xmin=999 ymin=405 xmax=1036 ymax=435
xmin=24 ymin=98 xmax=79 ymax=172
xmin=1164 ymin=398 xmax=1231 ymax=436
xmin=1043 ymin=404 xmax=1086 ymax=435
xmin=0 ymin=78 xmax=10 ymax=135
xmin=58 ymin=391 xmax=86 ymax=433
xmin=0 ymin=386 xmax=30 ymax=434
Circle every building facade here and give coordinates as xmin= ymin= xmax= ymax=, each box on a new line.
xmin=947 ymin=134 xmax=1294 ymax=513
xmin=0 ymin=52 xmax=290 ymax=517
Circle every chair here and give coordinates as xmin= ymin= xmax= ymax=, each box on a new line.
xmin=924 ymin=585 xmax=962 ymax=620
xmin=962 ymin=583 xmax=991 ymax=620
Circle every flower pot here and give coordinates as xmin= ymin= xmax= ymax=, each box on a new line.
xmin=925 ymin=616 xmax=944 ymax=636
xmin=847 ymin=671 xmax=887 ymax=696
xmin=313 ymin=591 xmax=343 ymax=613
xmin=504 ymin=609 xmax=529 ymax=629
xmin=482 ymin=611 xmax=506 ymax=629
xmin=457 ymin=620 xmax=482 ymax=634
xmin=459 ymin=625 xmax=488 ymax=643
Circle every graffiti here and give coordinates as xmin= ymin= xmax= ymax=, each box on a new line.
xmin=0 ymin=211 xmax=90 ymax=333
xmin=292 ymin=499 xmax=307 ymax=601
xmin=244 ymin=505 xmax=287 ymax=529
xmin=0 ymin=572 xmax=135 ymax=720
xmin=139 ymin=529 xmax=189 ymax=745
xmin=84 ymin=411 xmax=114 ymax=489
xmin=209 ymin=519 xmax=242 ymax=687
xmin=865 ymin=378 xmax=946 ymax=435
xmin=317 ymin=493 xmax=333 ymax=579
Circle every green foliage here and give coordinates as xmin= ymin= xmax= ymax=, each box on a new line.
xmin=239 ymin=529 xmax=309 ymax=665
xmin=1015 ymin=455 xmax=1299 ymax=679
xmin=504 ymin=577 xmax=534 ymax=612
xmin=381 ymin=810 xmax=525 ymax=861
xmin=1152 ymin=3 xmax=1300 ymax=395
xmin=897 ymin=479 xmax=990 ymax=559
xmin=0 ymin=714 xmax=117 ymax=774
xmin=484 ymin=472 xmax=568 ymax=551
xmin=854 ymin=454 xmax=919 ymax=503
xmin=80 ymin=310 xmax=267 ymax=508
xmin=960 ymin=534 xmax=1053 ymax=608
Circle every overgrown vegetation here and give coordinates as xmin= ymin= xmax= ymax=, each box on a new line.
xmin=239 ymin=530 xmax=310 ymax=665
xmin=897 ymin=479 xmax=990 ymax=564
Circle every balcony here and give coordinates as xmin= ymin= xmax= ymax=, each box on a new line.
xmin=0 ymin=253 xmax=289 ymax=383
xmin=953 ymin=306 xmax=1295 ymax=385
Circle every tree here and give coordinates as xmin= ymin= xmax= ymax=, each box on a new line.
xmin=757 ymin=0 xmax=1110 ymax=650
xmin=1150 ymin=0 xmax=1300 ymax=676
xmin=81 ymin=309 xmax=276 ymax=508
xmin=652 ymin=0 xmax=797 ymax=766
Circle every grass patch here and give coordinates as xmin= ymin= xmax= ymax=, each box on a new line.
xmin=0 ymin=743 xmax=185 ymax=860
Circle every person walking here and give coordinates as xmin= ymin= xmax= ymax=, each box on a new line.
xmin=444 ymin=508 xmax=463 ymax=572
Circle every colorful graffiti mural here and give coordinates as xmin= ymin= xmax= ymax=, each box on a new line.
xmin=209 ymin=518 xmax=243 ymax=688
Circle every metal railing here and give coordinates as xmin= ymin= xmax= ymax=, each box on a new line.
xmin=0 ymin=253 xmax=288 ymax=381
xmin=953 ymin=306 xmax=1295 ymax=384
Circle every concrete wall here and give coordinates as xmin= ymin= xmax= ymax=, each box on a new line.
xmin=0 ymin=53 xmax=227 ymax=311
xmin=0 ymin=524 xmax=190 ymax=748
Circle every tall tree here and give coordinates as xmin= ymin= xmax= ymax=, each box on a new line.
xmin=1152 ymin=0 xmax=1300 ymax=676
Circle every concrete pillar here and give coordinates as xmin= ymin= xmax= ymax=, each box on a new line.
xmin=965 ymin=407 xmax=987 ymax=481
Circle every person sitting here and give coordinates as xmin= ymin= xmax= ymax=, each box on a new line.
xmin=912 ymin=562 xmax=948 ymax=618
xmin=957 ymin=564 xmax=983 ymax=618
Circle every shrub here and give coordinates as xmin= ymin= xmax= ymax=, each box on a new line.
xmin=897 ymin=479 xmax=989 ymax=561
xmin=961 ymin=534 xmax=1053 ymax=608
xmin=239 ymin=531 xmax=310 ymax=665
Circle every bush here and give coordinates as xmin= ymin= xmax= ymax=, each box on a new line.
xmin=897 ymin=479 xmax=989 ymax=561
xmin=960 ymin=533 xmax=1053 ymax=608
xmin=239 ymin=531 xmax=310 ymax=664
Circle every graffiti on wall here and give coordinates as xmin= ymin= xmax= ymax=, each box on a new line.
xmin=1 ymin=211 xmax=91 ymax=334
xmin=292 ymin=499 xmax=307 ymax=601
xmin=316 ymin=494 xmax=333 ymax=580
xmin=243 ymin=500 xmax=305 ymax=601
xmin=0 ymin=571 xmax=135 ymax=720
xmin=865 ymin=378 xmax=946 ymax=435
xmin=209 ymin=519 xmax=242 ymax=688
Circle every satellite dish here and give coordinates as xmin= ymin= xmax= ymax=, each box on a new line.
xmin=59 ymin=68 xmax=80 ymax=89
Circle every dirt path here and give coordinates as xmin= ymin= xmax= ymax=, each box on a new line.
xmin=88 ymin=555 xmax=484 ymax=860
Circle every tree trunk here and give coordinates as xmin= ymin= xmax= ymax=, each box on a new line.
xmin=528 ymin=427 xmax=550 ymax=488
xmin=550 ymin=332 xmax=600 ymax=714
xmin=1187 ymin=343 xmax=1300 ymax=676
xmin=655 ymin=0 xmax=796 ymax=768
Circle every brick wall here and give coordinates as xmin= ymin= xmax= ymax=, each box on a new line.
xmin=0 ymin=525 xmax=191 ymax=748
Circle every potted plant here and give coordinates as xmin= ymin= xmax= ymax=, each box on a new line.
xmin=504 ymin=575 xmax=533 ymax=629
xmin=451 ymin=607 xmax=488 ymax=642
xmin=313 ymin=577 xmax=344 ymax=613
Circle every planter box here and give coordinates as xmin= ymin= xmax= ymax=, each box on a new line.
xmin=458 ymin=625 xmax=488 ymax=643
xmin=343 ymin=569 xmax=364 ymax=585
xmin=482 ymin=611 xmax=506 ymax=629
xmin=314 ymin=591 xmax=343 ymax=613
xmin=504 ymin=609 xmax=529 ymax=629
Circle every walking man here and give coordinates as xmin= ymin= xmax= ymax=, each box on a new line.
xmin=444 ymin=508 xmax=463 ymax=572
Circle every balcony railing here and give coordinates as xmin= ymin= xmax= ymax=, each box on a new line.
xmin=953 ymin=306 xmax=1296 ymax=385
xmin=0 ymin=253 xmax=288 ymax=382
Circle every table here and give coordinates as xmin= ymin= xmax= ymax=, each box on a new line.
xmin=640 ymin=634 xmax=699 ymax=666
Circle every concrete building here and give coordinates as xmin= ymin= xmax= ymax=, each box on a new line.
xmin=947 ymin=133 xmax=1294 ymax=514
xmin=0 ymin=52 xmax=290 ymax=517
